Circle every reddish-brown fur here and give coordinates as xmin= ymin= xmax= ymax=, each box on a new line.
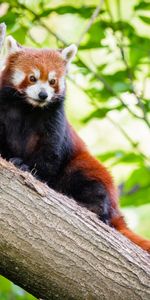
xmin=1 ymin=49 xmax=65 ymax=92
xmin=1 ymin=46 xmax=150 ymax=253
xmin=111 ymin=216 xmax=150 ymax=251
xmin=26 ymin=133 xmax=40 ymax=156
xmin=68 ymin=127 xmax=150 ymax=252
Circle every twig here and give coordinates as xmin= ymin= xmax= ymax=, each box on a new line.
xmin=17 ymin=3 xmax=67 ymax=46
xmin=107 ymin=115 xmax=149 ymax=163
xmin=105 ymin=0 xmax=150 ymax=128
xmin=76 ymin=0 xmax=104 ymax=47
xmin=68 ymin=75 xmax=150 ymax=163
xmin=10 ymin=2 xmax=150 ymax=127
xmin=76 ymin=57 xmax=144 ymax=120
xmin=117 ymin=39 xmax=150 ymax=128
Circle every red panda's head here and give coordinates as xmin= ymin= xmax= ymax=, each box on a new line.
xmin=1 ymin=36 xmax=77 ymax=107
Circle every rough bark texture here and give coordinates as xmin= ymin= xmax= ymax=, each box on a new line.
xmin=0 ymin=157 xmax=150 ymax=300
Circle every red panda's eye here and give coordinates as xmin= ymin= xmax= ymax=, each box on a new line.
xmin=29 ymin=75 xmax=37 ymax=83
xmin=49 ymin=78 xmax=56 ymax=85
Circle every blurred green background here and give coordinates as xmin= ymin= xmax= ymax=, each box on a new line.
xmin=0 ymin=0 xmax=150 ymax=299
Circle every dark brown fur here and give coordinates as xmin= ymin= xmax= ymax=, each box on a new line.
xmin=0 ymin=46 xmax=149 ymax=253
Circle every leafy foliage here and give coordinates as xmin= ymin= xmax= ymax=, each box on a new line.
xmin=0 ymin=0 xmax=150 ymax=298
xmin=0 ymin=276 xmax=36 ymax=300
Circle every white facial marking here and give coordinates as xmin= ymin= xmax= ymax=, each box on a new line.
xmin=48 ymin=71 xmax=56 ymax=81
xmin=27 ymin=98 xmax=46 ymax=108
xmin=25 ymin=80 xmax=54 ymax=107
xmin=11 ymin=69 xmax=25 ymax=86
xmin=59 ymin=76 xmax=65 ymax=93
xmin=33 ymin=68 xmax=40 ymax=80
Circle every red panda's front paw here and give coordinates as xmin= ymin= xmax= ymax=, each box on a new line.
xmin=10 ymin=157 xmax=23 ymax=166
xmin=20 ymin=164 xmax=30 ymax=172
xmin=9 ymin=157 xmax=30 ymax=172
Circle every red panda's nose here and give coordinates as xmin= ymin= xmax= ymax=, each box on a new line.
xmin=38 ymin=91 xmax=48 ymax=100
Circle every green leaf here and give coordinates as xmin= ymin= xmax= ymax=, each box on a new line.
xmin=121 ymin=185 xmax=150 ymax=207
xmin=97 ymin=150 xmax=125 ymax=162
xmin=0 ymin=276 xmax=37 ymax=299
xmin=0 ymin=12 xmax=19 ymax=29
xmin=129 ymin=35 xmax=150 ymax=66
xmin=86 ymin=87 xmax=108 ymax=101
xmin=42 ymin=5 xmax=97 ymax=19
xmin=75 ymin=60 xmax=90 ymax=75
xmin=82 ymin=108 xmax=111 ymax=122
xmin=0 ymin=276 xmax=12 ymax=293
xmin=80 ymin=21 xmax=105 ymax=49
xmin=142 ymin=99 xmax=150 ymax=111
xmin=120 ymin=167 xmax=150 ymax=207
xmin=134 ymin=2 xmax=150 ymax=11
xmin=82 ymin=105 xmax=123 ymax=123
xmin=39 ymin=9 xmax=53 ymax=18
xmin=97 ymin=87 xmax=113 ymax=101
xmin=103 ymin=70 xmax=130 ymax=82
xmin=139 ymin=15 xmax=150 ymax=25
xmin=111 ymin=21 xmax=136 ymax=37
xmin=114 ymin=153 xmax=144 ymax=166
xmin=102 ymin=71 xmax=132 ymax=93
xmin=113 ymin=82 xmax=132 ymax=93
xmin=97 ymin=151 xmax=144 ymax=165
xmin=12 ymin=27 xmax=28 ymax=44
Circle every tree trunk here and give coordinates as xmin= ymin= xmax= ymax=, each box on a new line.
xmin=0 ymin=157 xmax=150 ymax=300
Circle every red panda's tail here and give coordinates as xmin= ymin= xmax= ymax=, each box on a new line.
xmin=111 ymin=215 xmax=150 ymax=253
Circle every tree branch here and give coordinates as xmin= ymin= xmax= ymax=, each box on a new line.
xmin=10 ymin=3 xmax=147 ymax=122
xmin=76 ymin=0 xmax=104 ymax=47
xmin=0 ymin=157 xmax=150 ymax=300
xmin=8 ymin=2 xmax=150 ymax=130
xmin=68 ymin=75 xmax=150 ymax=163
xmin=105 ymin=0 xmax=150 ymax=129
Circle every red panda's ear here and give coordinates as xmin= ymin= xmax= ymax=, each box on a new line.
xmin=61 ymin=44 xmax=77 ymax=65
xmin=6 ymin=35 xmax=22 ymax=55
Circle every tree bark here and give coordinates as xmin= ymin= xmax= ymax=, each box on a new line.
xmin=0 ymin=157 xmax=150 ymax=300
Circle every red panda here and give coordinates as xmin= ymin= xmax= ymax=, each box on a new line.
xmin=0 ymin=36 xmax=149 ymax=253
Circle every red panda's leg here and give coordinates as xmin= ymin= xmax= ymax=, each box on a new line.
xmin=9 ymin=157 xmax=30 ymax=172
xmin=59 ymin=151 xmax=118 ymax=225
xmin=60 ymin=168 xmax=112 ymax=225
xmin=60 ymin=150 xmax=150 ymax=253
